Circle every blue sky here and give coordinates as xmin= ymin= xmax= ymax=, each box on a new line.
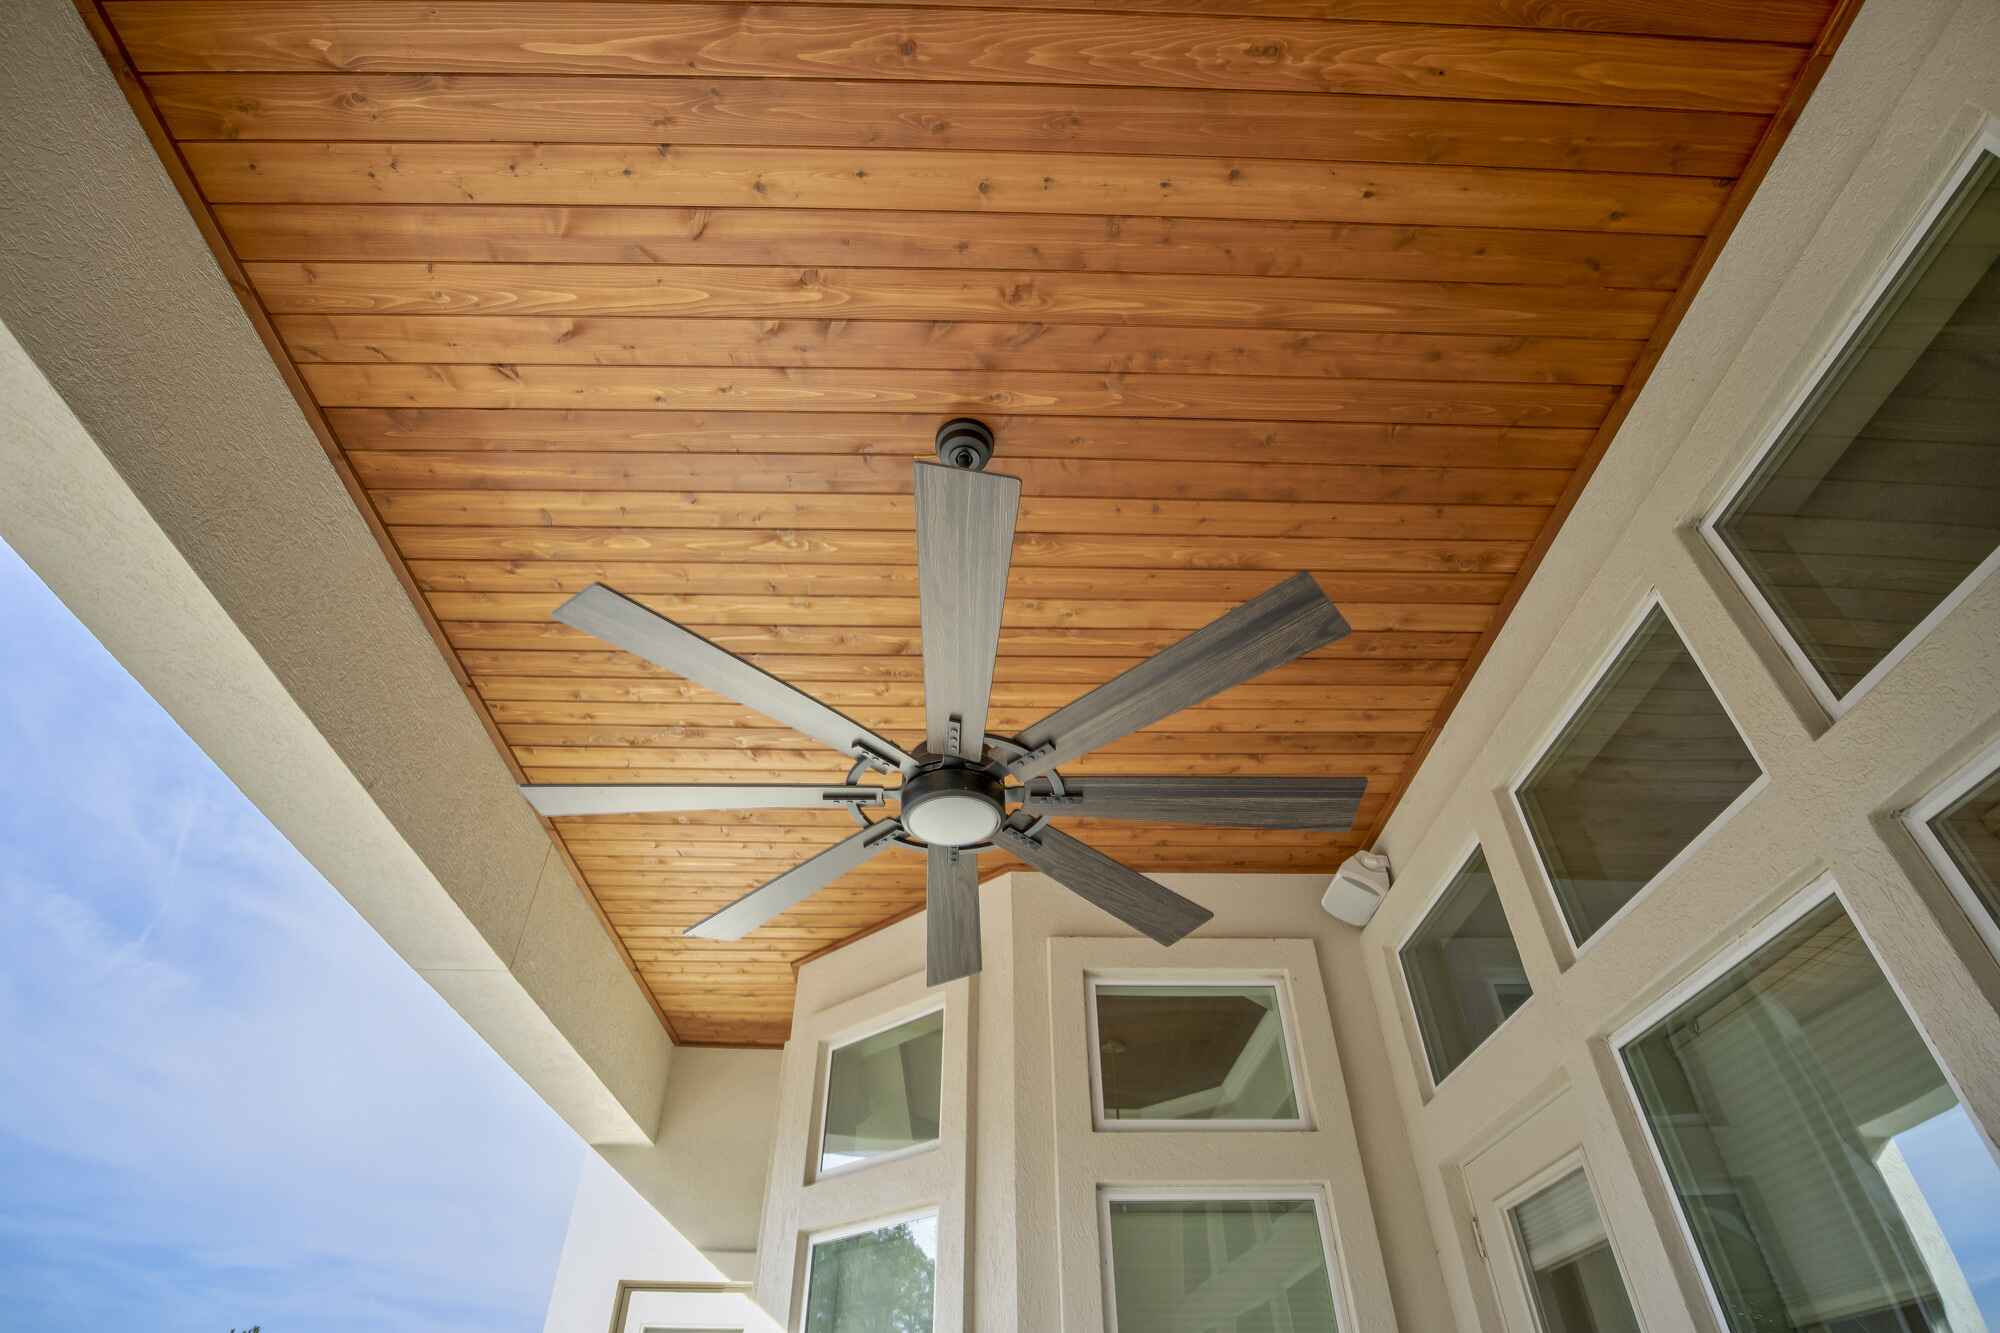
xmin=0 ymin=537 xmax=585 ymax=1331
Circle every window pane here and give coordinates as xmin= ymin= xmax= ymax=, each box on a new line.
xmin=1510 ymin=1170 xmax=1642 ymax=1333
xmin=1108 ymin=1198 xmax=1339 ymax=1333
xmin=1518 ymin=605 xmax=1761 ymax=945
xmin=804 ymin=1215 xmax=937 ymax=1333
xmin=1623 ymin=897 xmax=2000 ymax=1332
xmin=820 ymin=1010 xmax=943 ymax=1173
xmin=1399 ymin=847 xmax=1532 ymax=1084
xmin=1095 ymin=984 xmax=1299 ymax=1123
xmin=1929 ymin=764 xmax=2000 ymax=935
xmin=1714 ymin=152 xmax=2000 ymax=700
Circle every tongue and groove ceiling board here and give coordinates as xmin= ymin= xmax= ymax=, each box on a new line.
xmin=86 ymin=0 xmax=1856 ymax=1047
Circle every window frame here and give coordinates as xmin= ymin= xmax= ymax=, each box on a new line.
xmin=1507 ymin=589 xmax=1769 ymax=958
xmin=1097 ymin=1185 xmax=1349 ymax=1333
xmin=811 ymin=1002 xmax=947 ymax=1183
xmin=1696 ymin=123 xmax=2000 ymax=720
xmin=1395 ymin=837 xmax=1534 ymax=1093
xmin=797 ymin=1206 xmax=942 ymax=1333
xmin=1083 ymin=973 xmax=1312 ymax=1131
xmin=1492 ymin=1150 xmax=1645 ymax=1333
xmin=1607 ymin=871 xmax=1994 ymax=1333
xmin=1903 ymin=732 xmax=2000 ymax=966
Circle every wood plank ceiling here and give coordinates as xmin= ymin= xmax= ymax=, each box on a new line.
xmin=87 ymin=0 xmax=1853 ymax=1046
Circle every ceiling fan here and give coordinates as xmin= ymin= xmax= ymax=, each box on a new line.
xmin=521 ymin=419 xmax=1366 ymax=985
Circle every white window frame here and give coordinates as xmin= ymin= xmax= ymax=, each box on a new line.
xmin=1608 ymin=871 xmax=1994 ymax=1333
xmin=812 ymin=1002 xmax=947 ymax=1183
xmin=1084 ymin=973 xmax=1311 ymax=1131
xmin=1097 ymin=1185 xmax=1349 ymax=1333
xmin=1903 ymin=732 xmax=2000 ymax=965
xmin=1493 ymin=1151 xmax=1646 ymax=1333
xmin=1697 ymin=123 xmax=2000 ymax=720
xmin=1395 ymin=836 xmax=1534 ymax=1094
xmin=1507 ymin=589 xmax=1770 ymax=958
xmin=798 ymin=1207 xmax=942 ymax=1333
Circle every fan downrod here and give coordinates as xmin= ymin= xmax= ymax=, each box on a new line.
xmin=934 ymin=417 xmax=995 ymax=472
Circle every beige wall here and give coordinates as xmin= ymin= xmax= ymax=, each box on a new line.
xmin=1357 ymin=0 xmax=2000 ymax=1329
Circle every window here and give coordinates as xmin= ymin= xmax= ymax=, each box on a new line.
xmin=802 ymin=1213 xmax=938 ymax=1333
xmin=1515 ymin=600 xmax=1762 ymax=947
xmin=1706 ymin=147 xmax=2000 ymax=711
xmin=1399 ymin=846 xmax=1533 ymax=1085
xmin=1508 ymin=1169 xmax=1641 ymax=1333
xmin=1089 ymin=980 xmax=1304 ymax=1127
xmin=1103 ymin=1191 xmax=1343 ymax=1333
xmin=1907 ymin=739 xmax=2000 ymax=964
xmin=818 ymin=1008 xmax=943 ymax=1176
xmin=1620 ymin=890 xmax=2000 ymax=1333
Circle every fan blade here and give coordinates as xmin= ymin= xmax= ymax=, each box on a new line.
xmin=556 ymin=584 xmax=916 ymax=771
xmin=521 ymin=785 xmax=885 ymax=818
xmin=915 ymin=463 xmax=1021 ymax=760
xmin=685 ymin=821 xmax=903 ymax=940
xmin=926 ymin=845 xmax=982 ymax=986
xmin=993 ymin=823 xmax=1212 ymax=945
xmin=1004 ymin=573 xmax=1348 ymax=782
xmin=1022 ymin=775 xmax=1365 ymax=829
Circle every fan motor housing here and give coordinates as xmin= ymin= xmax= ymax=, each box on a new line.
xmin=901 ymin=761 xmax=1006 ymax=847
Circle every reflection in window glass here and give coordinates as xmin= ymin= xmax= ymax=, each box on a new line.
xmin=820 ymin=1010 xmax=943 ymax=1174
xmin=1107 ymin=1197 xmax=1339 ymax=1333
xmin=1713 ymin=152 xmax=2000 ymax=701
xmin=804 ymin=1215 xmax=937 ymax=1333
xmin=1624 ymin=897 xmax=2000 ymax=1332
xmin=1399 ymin=847 xmax=1532 ymax=1084
xmin=1510 ymin=1170 xmax=1641 ymax=1333
xmin=1928 ymin=763 xmax=2000 ymax=941
xmin=1518 ymin=605 xmax=1761 ymax=945
xmin=1095 ymin=984 xmax=1300 ymax=1123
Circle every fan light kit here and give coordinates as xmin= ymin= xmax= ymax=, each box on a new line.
xmin=521 ymin=419 xmax=1369 ymax=986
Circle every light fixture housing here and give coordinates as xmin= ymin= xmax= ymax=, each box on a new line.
xmin=900 ymin=765 xmax=1006 ymax=848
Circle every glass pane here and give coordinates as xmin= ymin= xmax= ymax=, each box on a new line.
xmin=804 ymin=1215 xmax=937 ymax=1333
xmin=1929 ymin=763 xmax=2000 ymax=935
xmin=1518 ymin=605 xmax=1761 ymax=945
xmin=1095 ymin=984 xmax=1299 ymax=1122
xmin=1623 ymin=897 xmax=2000 ymax=1332
xmin=1714 ymin=152 xmax=2000 ymax=700
xmin=820 ymin=1010 xmax=943 ymax=1173
xmin=1510 ymin=1170 xmax=1642 ymax=1333
xmin=1107 ymin=1198 xmax=1339 ymax=1333
xmin=1399 ymin=847 xmax=1532 ymax=1084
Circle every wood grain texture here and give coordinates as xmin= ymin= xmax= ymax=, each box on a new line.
xmin=89 ymin=0 xmax=1846 ymax=1043
xmin=112 ymin=4 xmax=1804 ymax=112
xmin=188 ymin=142 xmax=1731 ymax=233
xmin=150 ymin=73 xmax=1766 ymax=175
xmin=220 ymin=207 xmax=1702 ymax=289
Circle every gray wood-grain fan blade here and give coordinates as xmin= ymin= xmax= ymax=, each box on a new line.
xmin=521 ymin=785 xmax=885 ymax=818
xmin=993 ymin=823 xmax=1212 ymax=945
xmin=926 ymin=845 xmax=982 ymax=986
xmin=915 ymin=462 xmax=1021 ymax=760
xmin=685 ymin=821 xmax=902 ymax=941
xmin=555 ymin=584 xmax=916 ymax=770
xmin=1004 ymin=573 xmax=1348 ymax=783
xmin=1021 ymin=775 xmax=1365 ymax=830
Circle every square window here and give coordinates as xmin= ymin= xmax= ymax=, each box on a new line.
xmin=1090 ymin=981 xmax=1303 ymax=1127
xmin=818 ymin=1009 xmax=943 ymax=1176
xmin=1909 ymin=744 xmax=2000 ymax=963
xmin=1104 ymin=1194 xmax=1342 ymax=1333
xmin=1508 ymin=1168 xmax=1642 ymax=1333
xmin=1620 ymin=892 xmax=2000 ymax=1333
xmin=1399 ymin=847 xmax=1532 ymax=1085
xmin=1708 ymin=149 xmax=2000 ymax=709
xmin=802 ymin=1213 xmax=937 ymax=1333
xmin=1516 ymin=602 xmax=1762 ymax=947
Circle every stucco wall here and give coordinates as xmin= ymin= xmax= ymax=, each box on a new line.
xmin=1357 ymin=0 xmax=2000 ymax=1328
